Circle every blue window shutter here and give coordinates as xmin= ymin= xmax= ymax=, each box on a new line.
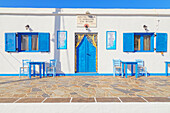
xmin=123 ymin=33 xmax=134 ymax=52
xmin=38 ymin=33 xmax=50 ymax=52
xmin=156 ymin=33 xmax=167 ymax=52
xmin=5 ymin=33 xmax=16 ymax=52
xmin=17 ymin=33 xmax=22 ymax=52
xmin=151 ymin=34 xmax=154 ymax=52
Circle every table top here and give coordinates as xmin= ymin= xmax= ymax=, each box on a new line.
xmin=29 ymin=62 xmax=45 ymax=64
xmin=121 ymin=61 xmax=137 ymax=64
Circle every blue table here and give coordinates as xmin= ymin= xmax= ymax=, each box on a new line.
xmin=165 ymin=61 xmax=170 ymax=76
xmin=121 ymin=61 xmax=138 ymax=78
xmin=28 ymin=62 xmax=45 ymax=79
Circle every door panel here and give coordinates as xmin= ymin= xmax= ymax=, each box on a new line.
xmin=87 ymin=41 xmax=96 ymax=72
xmin=77 ymin=37 xmax=86 ymax=72
xmin=76 ymin=36 xmax=96 ymax=72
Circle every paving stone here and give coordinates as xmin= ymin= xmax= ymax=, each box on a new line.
xmin=114 ymin=88 xmax=133 ymax=94
xmin=53 ymin=89 xmax=65 ymax=95
xmin=144 ymin=97 xmax=170 ymax=102
xmin=136 ymin=95 xmax=143 ymax=97
xmin=82 ymin=83 xmax=91 ymax=87
xmin=0 ymin=76 xmax=170 ymax=98
xmin=44 ymin=98 xmax=70 ymax=103
xmin=32 ymin=88 xmax=42 ymax=92
xmin=130 ymin=88 xmax=144 ymax=92
xmin=42 ymin=93 xmax=50 ymax=97
xmin=0 ymin=98 xmax=19 ymax=103
xmin=72 ymin=98 xmax=95 ymax=102
xmin=70 ymin=92 xmax=77 ymax=95
xmin=12 ymin=94 xmax=26 ymax=97
xmin=16 ymin=98 xmax=44 ymax=103
xmin=120 ymin=97 xmax=146 ymax=102
xmin=96 ymin=98 xmax=120 ymax=102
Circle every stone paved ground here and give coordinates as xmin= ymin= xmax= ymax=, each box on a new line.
xmin=0 ymin=76 xmax=169 ymax=98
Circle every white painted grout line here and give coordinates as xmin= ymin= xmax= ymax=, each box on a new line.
xmin=117 ymin=97 xmax=122 ymax=103
xmin=141 ymin=97 xmax=148 ymax=102
xmin=94 ymin=97 xmax=97 ymax=103
xmin=70 ymin=97 xmax=73 ymax=103
xmin=41 ymin=98 xmax=47 ymax=103
xmin=13 ymin=98 xmax=21 ymax=103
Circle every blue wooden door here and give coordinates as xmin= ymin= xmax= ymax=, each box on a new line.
xmin=76 ymin=36 xmax=96 ymax=72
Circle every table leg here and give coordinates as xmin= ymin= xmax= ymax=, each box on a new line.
xmin=39 ymin=64 xmax=42 ymax=78
xmin=29 ymin=64 xmax=31 ymax=79
xmin=166 ymin=63 xmax=168 ymax=76
xmin=125 ymin=64 xmax=128 ymax=78
xmin=43 ymin=63 xmax=45 ymax=77
xmin=135 ymin=64 xmax=138 ymax=78
xmin=121 ymin=64 xmax=124 ymax=78
xmin=131 ymin=64 xmax=133 ymax=76
xmin=33 ymin=64 xmax=35 ymax=77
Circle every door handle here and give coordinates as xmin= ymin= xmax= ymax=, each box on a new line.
xmin=87 ymin=53 xmax=91 ymax=56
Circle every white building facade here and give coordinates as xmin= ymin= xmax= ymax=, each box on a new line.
xmin=0 ymin=8 xmax=169 ymax=76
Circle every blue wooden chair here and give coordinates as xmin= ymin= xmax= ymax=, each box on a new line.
xmin=46 ymin=59 xmax=57 ymax=77
xmin=113 ymin=59 xmax=122 ymax=77
xmin=19 ymin=59 xmax=31 ymax=78
xmin=136 ymin=59 xmax=147 ymax=77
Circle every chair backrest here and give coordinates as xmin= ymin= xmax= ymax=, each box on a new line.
xmin=113 ymin=59 xmax=121 ymax=67
xmin=50 ymin=59 xmax=57 ymax=67
xmin=22 ymin=59 xmax=31 ymax=67
xmin=136 ymin=59 xmax=144 ymax=67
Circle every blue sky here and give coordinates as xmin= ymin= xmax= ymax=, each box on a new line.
xmin=0 ymin=0 xmax=170 ymax=9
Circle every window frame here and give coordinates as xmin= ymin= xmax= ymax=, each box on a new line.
xmin=18 ymin=32 xmax=39 ymax=52
xmin=134 ymin=33 xmax=154 ymax=52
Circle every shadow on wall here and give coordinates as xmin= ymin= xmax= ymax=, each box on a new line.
xmin=53 ymin=8 xmax=64 ymax=74
xmin=61 ymin=10 xmax=71 ymax=73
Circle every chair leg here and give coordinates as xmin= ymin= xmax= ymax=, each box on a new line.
xmin=53 ymin=67 xmax=55 ymax=77
xmin=145 ymin=72 xmax=147 ymax=77
xmin=145 ymin=68 xmax=147 ymax=77
xmin=19 ymin=68 xmax=21 ymax=78
xmin=113 ymin=68 xmax=116 ymax=77
xmin=46 ymin=69 xmax=48 ymax=77
xmin=27 ymin=68 xmax=29 ymax=78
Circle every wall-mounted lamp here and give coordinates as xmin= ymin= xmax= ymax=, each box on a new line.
xmin=143 ymin=25 xmax=147 ymax=30
xmin=25 ymin=25 xmax=33 ymax=31
xmin=84 ymin=24 xmax=89 ymax=30
xmin=25 ymin=25 xmax=30 ymax=30
xmin=143 ymin=25 xmax=149 ymax=32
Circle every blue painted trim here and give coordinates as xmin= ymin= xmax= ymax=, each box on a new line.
xmin=165 ymin=62 xmax=170 ymax=76
xmin=0 ymin=73 xmax=169 ymax=76
xmin=0 ymin=74 xmax=25 ymax=76
xmin=57 ymin=31 xmax=67 ymax=49
xmin=106 ymin=31 xmax=116 ymax=50
xmin=17 ymin=32 xmax=38 ymax=34
xmin=56 ymin=73 xmax=170 ymax=76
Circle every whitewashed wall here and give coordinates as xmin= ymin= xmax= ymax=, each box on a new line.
xmin=0 ymin=8 xmax=170 ymax=74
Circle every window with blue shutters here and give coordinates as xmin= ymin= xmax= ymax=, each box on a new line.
xmin=123 ymin=33 xmax=154 ymax=52
xmin=156 ymin=33 xmax=167 ymax=52
xmin=5 ymin=32 xmax=50 ymax=52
